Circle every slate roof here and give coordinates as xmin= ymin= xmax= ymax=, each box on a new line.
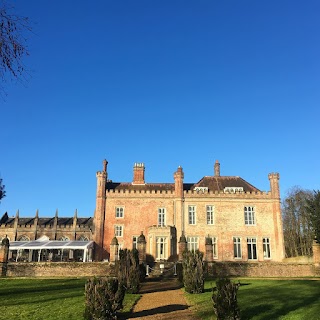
xmin=0 ymin=213 xmax=93 ymax=227
xmin=106 ymin=175 xmax=260 ymax=193
xmin=106 ymin=182 xmax=174 ymax=192
xmin=188 ymin=176 xmax=260 ymax=192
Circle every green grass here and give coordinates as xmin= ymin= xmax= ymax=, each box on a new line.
xmin=0 ymin=278 xmax=140 ymax=320
xmin=186 ymin=278 xmax=320 ymax=320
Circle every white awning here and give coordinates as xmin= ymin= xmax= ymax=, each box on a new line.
xmin=9 ymin=240 xmax=94 ymax=251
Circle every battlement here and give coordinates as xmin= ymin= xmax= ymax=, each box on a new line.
xmin=105 ymin=188 xmax=270 ymax=198
xmin=184 ymin=189 xmax=271 ymax=198
xmin=268 ymin=172 xmax=280 ymax=180
xmin=106 ymin=189 xmax=175 ymax=196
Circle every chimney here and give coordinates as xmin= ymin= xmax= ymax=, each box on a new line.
xmin=133 ymin=163 xmax=145 ymax=184
xmin=174 ymin=166 xmax=184 ymax=198
xmin=214 ymin=160 xmax=220 ymax=177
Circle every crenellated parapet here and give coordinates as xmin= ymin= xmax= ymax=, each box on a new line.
xmin=183 ymin=189 xmax=271 ymax=199
xmin=106 ymin=188 xmax=175 ymax=196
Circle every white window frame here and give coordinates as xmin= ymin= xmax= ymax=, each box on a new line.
xmin=158 ymin=208 xmax=166 ymax=227
xmin=114 ymin=225 xmax=123 ymax=237
xmin=244 ymin=206 xmax=256 ymax=225
xmin=247 ymin=237 xmax=257 ymax=260
xmin=263 ymin=237 xmax=271 ymax=259
xmin=132 ymin=235 xmax=138 ymax=249
xmin=188 ymin=205 xmax=196 ymax=225
xmin=212 ymin=236 xmax=218 ymax=258
xmin=233 ymin=237 xmax=242 ymax=259
xmin=187 ymin=236 xmax=199 ymax=251
xmin=115 ymin=207 xmax=124 ymax=218
xmin=206 ymin=205 xmax=214 ymax=225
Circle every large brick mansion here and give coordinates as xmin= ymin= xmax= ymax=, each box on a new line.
xmin=94 ymin=160 xmax=285 ymax=262
xmin=0 ymin=160 xmax=285 ymax=263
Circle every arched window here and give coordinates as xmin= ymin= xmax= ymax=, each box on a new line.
xmin=78 ymin=235 xmax=89 ymax=241
xmin=59 ymin=236 xmax=70 ymax=241
xmin=18 ymin=235 xmax=30 ymax=241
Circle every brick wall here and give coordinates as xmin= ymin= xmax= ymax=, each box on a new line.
xmin=207 ymin=262 xmax=317 ymax=277
xmin=3 ymin=262 xmax=113 ymax=277
xmin=2 ymin=261 xmax=319 ymax=278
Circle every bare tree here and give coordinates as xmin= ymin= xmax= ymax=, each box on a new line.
xmin=305 ymin=190 xmax=320 ymax=244
xmin=0 ymin=177 xmax=5 ymax=202
xmin=282 ymin=187 xmax=313 ymax=257
xmin=0 ymin=2 xmax=30 ymax=94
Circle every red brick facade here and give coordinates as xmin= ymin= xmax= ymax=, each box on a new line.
xmin=93 ymin=160 xmax=285 ymax=263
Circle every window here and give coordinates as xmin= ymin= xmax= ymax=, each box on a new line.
xmin=115 ymin=207 xmax=124 ymax=218
xmin=117 ymin=243 xmax=123 ymax=260
xmin=233 ymin=237 xmax=242 ymax=258
xmin=158 ymin=208 xmax=166 ymax=227
xmin=247 ymin=237 xmax=257 ymax=260
xmin=114 ymin=225 xmax=123 ymax=237
xmin=187 ymin=236 xmax=199 ymax=251
xmin=212 ymin=237 xmax=218 ymax=258
xmin=59 ymin=236 xmax=70 ymax=241
xmin=244 ymin=206 xmax=255 ymax=225
xmin=18 ymin=235 xmax=30 ymax=241
xmin=206 ymin=205 xmax=214 ymax=225
xmin=78 ymin=235 xmax=89 ymax=241
xmin=132 ymin=236 xmax=138 ymax=249
xmin=188 ymin=206 xmax=196 ymax=225
xmin=263 ymin=237 xmax=271 ymax=259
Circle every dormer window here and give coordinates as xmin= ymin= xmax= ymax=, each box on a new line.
xmin=224 ymin=187 xmax=244 ymax=193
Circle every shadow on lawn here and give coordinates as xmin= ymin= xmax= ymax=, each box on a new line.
xmin=119 ymin=304 xmax=190 ymax=319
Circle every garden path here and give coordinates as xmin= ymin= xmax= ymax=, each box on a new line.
xmin=124 ymin=277 xmax=199 ymax=320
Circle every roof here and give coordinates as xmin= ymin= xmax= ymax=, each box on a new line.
xmin=0 ymin=213 xmax=93 ymax=227
xmin=106 ymin=175 xmax=260 ymax=193
xmin=106 ymin=182 xmax=174 ymax=192
xmin=186 ymin=176 xmax=260 ymax=192
xmin=9 ymin=240 xmax=94 ymax=250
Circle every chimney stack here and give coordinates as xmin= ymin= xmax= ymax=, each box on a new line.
xmin=133 ymin=163 xmax=145 ymax=185
xmin=214 ymin=160 xmax=220 ymax=177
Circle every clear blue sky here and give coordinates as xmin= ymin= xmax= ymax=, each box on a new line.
xmin=1 ymin=0 xmax=319 ymax=218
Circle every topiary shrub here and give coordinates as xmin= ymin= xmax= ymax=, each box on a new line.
xmin=176 ymin=262 xmax=183 ymax=283
xmin=115 ymin=248 xmax=141 ymax=293
xmin=212 ymin=277 xmax=241 ymax=320
xmin=84 ymin=277 xmax=125 ymax=320
xmin=182 ymin=250 xmax=205 ymax=293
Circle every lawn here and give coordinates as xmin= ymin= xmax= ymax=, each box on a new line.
xmin=0 ymin=278 xmax=140 ymax=320
xmin=186 ymin=278 xmax=320 ymax=320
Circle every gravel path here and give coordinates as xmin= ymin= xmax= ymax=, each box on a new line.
xmin=125 ymin=278 xmax=199 ymax=320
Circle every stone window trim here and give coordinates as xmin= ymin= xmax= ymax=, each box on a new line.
xmin=114 ymin=225 xmax=124 ymax=237
xmin=18 ymin=235 xmax=30 ymax=241
xmin=206 ymin=205 xmax=214 ymax=225
xmin=263 ymin=237 xmax=271 ymax=259
xmin=78 ymin=235 xmax=89 ymax=241
xmin=244 ymin=206 xmax=256 ymax=226
xmin=188 ymin=205 xmax=196 ymax=225
xmin=59 ymin=236 xmax=70 ymax=241
xmin=233 ymin=236 xmax=242 ymax=259
xmin=115 ymin=206 xmax=124 ymax=219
